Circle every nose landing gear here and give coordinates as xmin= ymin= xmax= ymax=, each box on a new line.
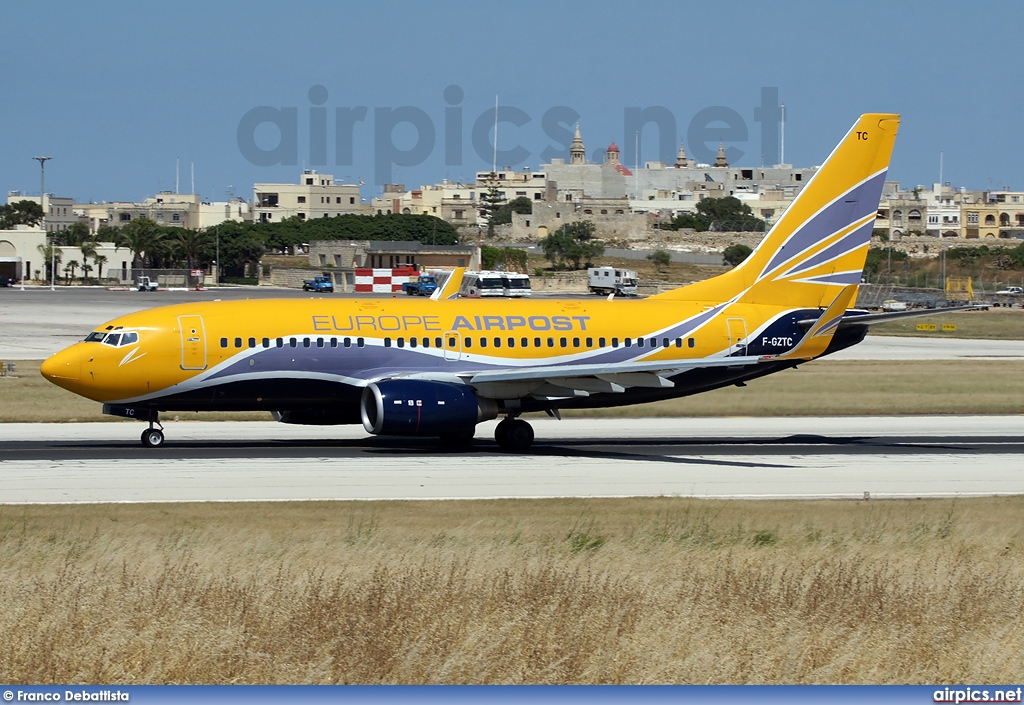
xmin=494 ymin=415 xmax=534 ymax=452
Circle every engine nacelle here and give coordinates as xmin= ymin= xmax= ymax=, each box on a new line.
xmin=360 ymin=380 xmax=497 ymax=436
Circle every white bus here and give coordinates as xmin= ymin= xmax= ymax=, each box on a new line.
xmin=500 ymin=272 xmax=531 ymax=297
xmin=461 ymin=271 xmax=506 ymax=297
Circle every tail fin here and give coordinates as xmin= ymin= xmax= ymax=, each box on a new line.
xmin=652 ymin=114 xmax=899 ymax=307
xmin=431 ymin=267 xmax=465 ymax=300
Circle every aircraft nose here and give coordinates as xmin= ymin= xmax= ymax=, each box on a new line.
xmin=40 ymin=346 xmax=82 ymax=384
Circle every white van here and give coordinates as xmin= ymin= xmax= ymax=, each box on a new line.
xmin=587 ymin=267 xmax=638 ymax=296
xmin=461 ymin=271 xmax=506 ymax=297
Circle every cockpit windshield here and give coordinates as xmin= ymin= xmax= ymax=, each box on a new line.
xmin=85 ymin=331 xmax=139 ymax=346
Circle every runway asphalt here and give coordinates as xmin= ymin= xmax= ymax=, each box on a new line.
xmin=1 ymin=417 xmax=1021 ymax=503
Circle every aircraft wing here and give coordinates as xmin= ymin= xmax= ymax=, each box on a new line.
xmin=461 ymin=355 xmax=769 ymax=399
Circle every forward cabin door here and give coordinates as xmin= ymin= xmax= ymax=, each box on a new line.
xmin=443 ymin=330 xmax=461 ymax=361
xmin=178 ymin=314 xmax=208 ymax=370
xmin=726 ymin=317 xmax=748 ymax=357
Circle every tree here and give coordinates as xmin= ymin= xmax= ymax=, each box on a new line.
xmin=647 ymin=249 xmax=671 ymax=272
xmin=540 ymin=221 xmax=604 ymax=270
xmin=173 ymin=229 xmax=212 ymax=269
xmin=114 ymin=218 xmax=163 ymax=267
xmin=64 ymin=259 xmax=79 ymax=283
xmin=0 ymin=200 xmax=43 ymax=229
xmin=490 ymin=196 xmax=533 ymax=226
xmin=37 ymin=242 xmax=63 ymax=283
xmin=477 ymin=172 xmax=506 ymax=237
xmin=669 ymin=197 xmax=766 ymax=232
xmin=94 ymin=254 xmax=108 ymax=281
xmin=722 ymin=243 xmax=753 ymax=267
xmin=481 ymin=245 xmax=528 ymax=271
xmin=57 ymin=222 xmax=92 ymax=247
xmin=80 ymin=240 xmax=98 ymax=282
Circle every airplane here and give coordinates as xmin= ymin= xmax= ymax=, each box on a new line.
xmin=43 ymin=113 xmax=943 ymax=451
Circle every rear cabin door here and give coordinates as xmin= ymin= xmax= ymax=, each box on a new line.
xmin=178 ymin=314 xmax=207 ymax=370
xmin=726 ymin=317 xmax=748 ymax=357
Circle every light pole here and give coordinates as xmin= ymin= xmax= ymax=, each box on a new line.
xmin=33 ymin=156 xmax=53 ymax=290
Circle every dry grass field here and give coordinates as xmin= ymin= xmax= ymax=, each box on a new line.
xmin=3 ymin=359 xmax=1022 ymax=422
xmin=1 ymin=497 xmax=1022 ymax=684
xmin=870 ymin=307 xmax=1024 ymax=340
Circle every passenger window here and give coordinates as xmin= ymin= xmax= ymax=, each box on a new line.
xmin=572 ymin=338 xmax=580 ymax=348
xmin=479 ymin=338 xmax=487 ymax=348
xmin=522 ymin=337 xmax=529 ymax=348
xmin=533 ymin=337 xmax=541 ymax=347
xmin=547 ymin=337 xmax=554 ymax=348
xmin=263 ymin=338 xmax=270 ymax=348
xmin=302 ymin=338 xmax=311 ymax=348
xmin=329 ymin=338 xmax=337 ymax=348
xmin=507 ymin=338 xmax=515 ymax=348
xmin=585 ymin=337 xmax=593 ymax=347
xmin=448 ymin=337 xmax=456 ymax=347
xmin=289 ymin=338 xmax=297 ymax=348
xmin=612 ymin=338 xmax=619 ymax=347
xmin=344 ymin=338 xmax=351 ymax=348
xmin=248 ymin=337 xmax=256 ymax=348
xmin=625 ymin=338 xmax=632 ymax=347
xmin=663 ymin=338 xmax=670 ymax=348
xmin=434 ymin=337 xmax=442 ymax=348
xmin=560 ymin=337 xmax=567 ymax=348
xmin=357 ymin=338 xmax=364 ymax=347
xmin=688 ymin=337 xmax=695 ymax=348
xmin=599 ymin=337 xmax=606 ymax=347
xmin=384 ymin=338 xmax=391 ymax=347
xmin=465 ymin=338 xmax=472 ymax=348
xmin=675 ymin=338 xmax=682 ymax=348
xmin=637 ymin=338 xmax=644 ymax=348
xmin=234 ymin=337 xmax=242 ymax=348
xmin=397 ymin=338 xmax=404 ymax=348
xmin=409 ymin=337 xmax=417 ymax=348
xmin=493 ymin=338 xmax=501 ymax=348
xmin=220 ymin=338 xmax=228 ymax=348
xmin=316 ymin=338 xmax=324 ymax=348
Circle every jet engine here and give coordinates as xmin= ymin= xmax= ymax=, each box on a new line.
xmin=360 ymin=379 xmax=497 ymax=437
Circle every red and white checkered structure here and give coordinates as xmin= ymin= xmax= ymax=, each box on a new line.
xmin=354 ymin=267 xmax=418 ymax=293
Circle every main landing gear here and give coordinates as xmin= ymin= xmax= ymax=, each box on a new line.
xmin=494 ymin=415 xmax=534 ymax=452
xmin=140 ymin=417 xmax=165 ymax=448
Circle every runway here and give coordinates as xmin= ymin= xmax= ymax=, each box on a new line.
xmin=1 ymin=417 xmax=1021 ymax=503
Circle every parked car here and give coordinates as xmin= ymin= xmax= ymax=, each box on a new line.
xmin=0 ymin=275 xmax=13 ymax=287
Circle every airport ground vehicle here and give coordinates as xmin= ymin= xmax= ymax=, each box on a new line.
xmin=0 ymin=275 xmax=13 ymax=287
xmin=44 ymin=114 xmax=971 ymax=453
xmin=302 ymin=275 xmax=334 ymax=293
xmin=587 ymin=267 xmax=638 ymax=296
xmin=501 ymin=273 xmax=532 ymax=297
xmin=461 ymin=271 xmax=506 ymax=297
xmin=402 ymin=275 xmax=439 ymax=296
xmin=136 ymin=276 xmax=158 ymax=292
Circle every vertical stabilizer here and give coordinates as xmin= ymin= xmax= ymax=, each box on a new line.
xmin=652 ymin=114 xmax=899 ymax=308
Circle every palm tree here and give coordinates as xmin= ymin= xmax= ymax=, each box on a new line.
xmin=113 ymin=218 xmax=162 ymax=267
xmin=37 ymin=243 xmax=63 ymax=283
xmin=173 ymin=229 xmax=212 ymax=269
xmin=58 ymin=222 xmax=91 ymax=247
xmin=80 ymin=240 xmax=98 ymax=283
xmin=94 ymin=254 xmax=108 ymax=282
xmin=64 ymin=259 xmax=79 ymax=283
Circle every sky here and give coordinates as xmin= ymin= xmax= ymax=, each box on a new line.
xmin=2 ymin=0 xmax=1022 ymax=204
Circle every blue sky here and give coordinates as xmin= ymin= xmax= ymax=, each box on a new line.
xmin=2 ymin=0 xmax=1021 ymax=204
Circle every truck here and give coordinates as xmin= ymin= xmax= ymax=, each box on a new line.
xmin=302 ymin=274 xmax=334 ymax=293
xmin=136 ymin=276 xmax=158 ymax=292
xmin=401 ymin=274 xmax=439 ymax=296
xmin=587 ymin=267 xmax=638 ymax=297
